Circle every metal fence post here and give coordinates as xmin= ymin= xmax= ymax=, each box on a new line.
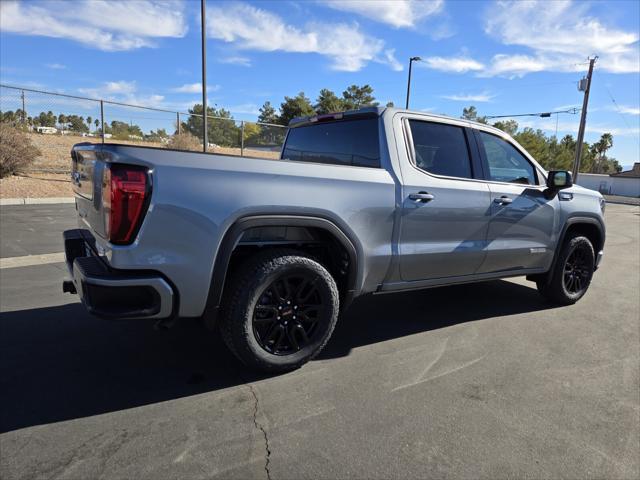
xmin=100 ymin=100 xmax=105 ymax=144
xmin=240 ymin=120 xmax=245 ymax=156
xmin=21 ymin=90 xmax=26 ymax=125
xmin=177 ymin=112 xmax=181 ymax=135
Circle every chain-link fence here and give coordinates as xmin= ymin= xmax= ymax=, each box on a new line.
xmin=0 ymin=84 xmax=287 ymax=173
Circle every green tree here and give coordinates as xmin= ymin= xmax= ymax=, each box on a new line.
xmin=492 ymin=119 xmax=518 ymax=136
xmin=461 ymin=106 xmax=487 ymax=124
xmin=257 ymin=101 xmax=278 ymax=124
xmin=94 ymin=118 xmax=100 ymax=131
xmin=183 ymin=104 xmax=240 ymax=146
xmin=58 ymin=114 xmax=67 ymax=129
xmin=341 ymin=84 xmax=377 ymax=110
xmin=66 ymin=115 xmax=89 ymax=133
xmin=386 ymin=101 xmax=395 ymax=108
xmin=86 ymin=116 xmax=92 ymax=129
xmin=589 ymin=133 xmax=613 ymax=173
xmin=278 ymin=92 xmax=315 ymax=126
xmin=315 ymin=88 xmax=344 ymax=114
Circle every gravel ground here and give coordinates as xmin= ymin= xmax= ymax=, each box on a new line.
xmin=0 ymin=173 xmax=72 ymax=198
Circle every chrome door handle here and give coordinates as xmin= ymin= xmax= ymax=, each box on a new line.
xmin=494 ymin=196 xmax=513 ymax=205
xmin=409 ymin=192 xmax=435 ymax=202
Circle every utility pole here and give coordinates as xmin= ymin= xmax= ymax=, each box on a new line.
xmin=201 ymin=0 xmax=208 ymax=152
xmin=405 ymin=56 xmax=421 ymax=109
xmin=572 ymin=56 xmax=597 ymax=182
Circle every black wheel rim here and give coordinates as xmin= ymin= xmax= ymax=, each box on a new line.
xmin=563 ymin=246 xmax=591 ymax=294
xmin=252 ymin=272 xmax=324 ymax=356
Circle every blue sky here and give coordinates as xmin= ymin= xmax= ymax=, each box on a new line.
xmin=1 ymin=0 xmax=639 ymax=167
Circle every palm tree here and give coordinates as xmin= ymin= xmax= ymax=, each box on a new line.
xmin=590 ymin=133 xmax=613 ymax=173
xmin=94 ymin=118 xmax=100 ymax=132
xmin=58 ymin=114 xmax=67 ymax=131
xmin=86 ymin=116 xmax=92 ymax=129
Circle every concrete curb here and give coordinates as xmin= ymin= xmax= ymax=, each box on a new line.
xmin=0 ymin=197 xmax=75 ymax=206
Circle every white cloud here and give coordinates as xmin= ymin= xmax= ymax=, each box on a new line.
xmin=320 ymin=0 xmax=443 ymax=29
xmin=441 ymin=92 xmax=495 ymax=102
xmin=171 ymin=83 xmax=221 ymax=94
xmin=207 ymin=2 xmax=396 ymax=72
xmin=78 ymin=81 xmax=165 ymax=107
xmin=45 ymin=63 xmax=66 ymax=70
xmin=227 ymin=103 xmax=261 ymax=116
xmin=483 ymin=0 xmax=640 ymax=76
xmin=617 ymin=105 xmax=640 ymax=115
xmin=0 ymin=0 xmax=187 ymax=51
xmin=422 ymin=56 xmax=485 ymax=73
xmin=219 ymin=56 xmax=252 ymax=67
xmin=377 ymin=49 xmax=404 ymax=72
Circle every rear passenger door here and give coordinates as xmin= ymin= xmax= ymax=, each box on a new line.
xmin=397 ymin=118 xmax=491 ymax=282
xmin=474 ymin=130 xmax=558 ymax=273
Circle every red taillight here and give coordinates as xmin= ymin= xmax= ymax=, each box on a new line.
xmin=103 ymin=164 xmax=149 ymax=245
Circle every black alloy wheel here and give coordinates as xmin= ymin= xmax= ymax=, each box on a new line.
xmin=252 ymin=273 xmax=324 ymax=355
xmin=219 ymin=249 xmax=340 ymax=373
xmin=563 ymin=246 xmax=591 ymax=295
xmin=536 ymin=234 xmax=595 ymax=305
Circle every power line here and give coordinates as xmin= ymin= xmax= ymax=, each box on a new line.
xmin=486 ymin=108 xmax=580 ymax=119
xmin=604 ymin=86 xmax=632 ymax=130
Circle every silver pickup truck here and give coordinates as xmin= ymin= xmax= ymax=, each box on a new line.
xmin=63 ymin=107 xmax=605 ymax=372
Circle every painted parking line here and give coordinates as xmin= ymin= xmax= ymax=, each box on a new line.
xmin=0 ymin=252 xmax=65 ymax=269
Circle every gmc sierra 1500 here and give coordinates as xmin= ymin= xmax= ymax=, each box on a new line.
xmin=63 ymin=107 xmax=605 ymax=372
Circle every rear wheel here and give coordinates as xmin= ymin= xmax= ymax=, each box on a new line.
xmin=537 ymin=235 xmax=595 ymax=305
xmin=219 ymin=249 xmax=339 ymax=373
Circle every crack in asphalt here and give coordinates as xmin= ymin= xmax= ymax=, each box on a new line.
xmin=248 ymin=384 xmax=272 ymax=480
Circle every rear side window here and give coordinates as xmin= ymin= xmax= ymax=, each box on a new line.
xmin=282 ymin=118 xmax=380 ymax=168
xmin=408 ymin=120 xmax=473 ymax=179
xmin=478 ymin=131 xmax=537 ymax=185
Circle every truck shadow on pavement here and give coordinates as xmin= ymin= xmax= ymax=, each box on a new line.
xmin=1 ymin=279 xmax=555 ymax=433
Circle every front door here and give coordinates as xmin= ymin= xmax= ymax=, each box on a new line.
xmin=474 ymin=130 xmax=558 ymax=273
xmin=398 ymin=119 xmax=491 ymax=281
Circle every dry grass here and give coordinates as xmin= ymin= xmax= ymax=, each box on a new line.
xmin=26 ymin=132 xmax=280 ymax=172
xmin=2 ymin=133 xmax=280 ymax=198
xmin=0 ymin=125 xmax=41 ymax=177
xmin=0 ymin=173 xmax=72 ymax=198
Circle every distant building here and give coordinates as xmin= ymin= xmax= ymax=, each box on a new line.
xmin=577 ymin=163 xmax=640 ymax=198
xmin=35 ymin=126 xmax=58 ymax=134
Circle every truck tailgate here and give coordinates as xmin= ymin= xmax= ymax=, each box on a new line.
xmin=71 ymin=146 xmax=108 ymax=239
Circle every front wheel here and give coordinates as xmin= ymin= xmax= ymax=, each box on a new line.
xmin=219 ymin=249 xmax=340 ymax=373
xmin=537 ymin=235 xmax=595 ymax=305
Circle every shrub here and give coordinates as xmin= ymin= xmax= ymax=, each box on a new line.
xmin=0 ymin=123 xmax=41 ymax=178
xmin=167 ymin=132 xmax=202 ymax=151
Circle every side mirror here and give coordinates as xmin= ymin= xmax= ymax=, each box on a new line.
xmin=546 ymin=170 xmax=573 ymax=191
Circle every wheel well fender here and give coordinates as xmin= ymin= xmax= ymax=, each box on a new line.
xmin=203 ymin=215 xmax=360 ymax=327
xmin=544 ymin=216 xmax=605 ymax=285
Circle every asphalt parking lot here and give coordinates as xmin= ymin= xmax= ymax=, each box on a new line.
xmin=1 ymin=203 xmax=638 ymax=480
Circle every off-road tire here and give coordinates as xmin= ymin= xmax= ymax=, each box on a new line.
xmin=537 ymin=235 xmax=595 ymax=305
xmin=219 ymin=249 xmax=340 ymax=373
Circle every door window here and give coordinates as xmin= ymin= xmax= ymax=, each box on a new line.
xmin=408 ymin=120 xmax=473 ymax=179
xmin=478 ymin=131 xmax=537 ymax=185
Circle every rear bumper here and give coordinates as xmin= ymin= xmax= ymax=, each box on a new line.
xmin=63 ymin=229 xmax=176 ymax=319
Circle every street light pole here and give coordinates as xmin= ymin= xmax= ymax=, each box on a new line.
xmin=405 ymin=56 xmax=421 ymax=109
xmin=201 ymin=0 xmax=208 ymax=152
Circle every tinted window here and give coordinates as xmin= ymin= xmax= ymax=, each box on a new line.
xmin=408 ymin=120 xmax=473 ymax=179
xmin=479 ymin=132 xmax=537 ymax=185
xmin=282 ymin=118 xmax=380 ymax=168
